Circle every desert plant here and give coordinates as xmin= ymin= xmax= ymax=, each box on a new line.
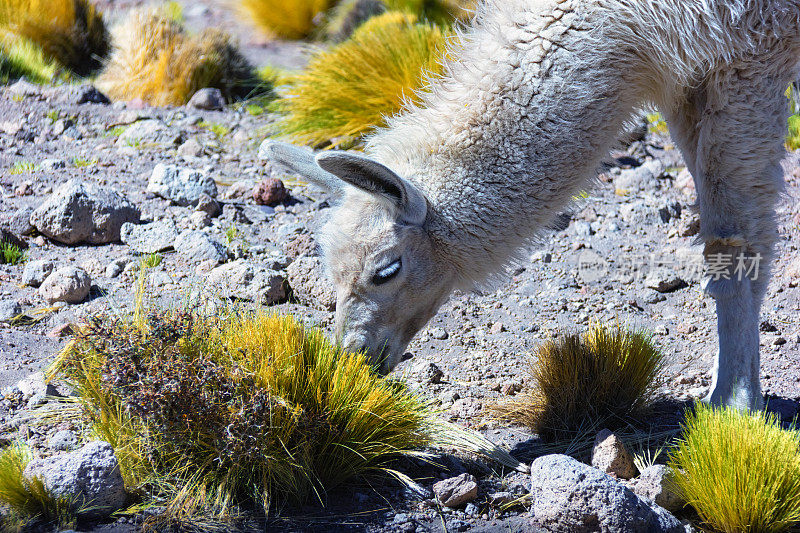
xmin=238 ymin=0 xmax=335 ymax=40
xmin=0 ymin=441 xmax=77 ymax=529
xmin=48 ymin=309 xmax=448 ymax=520
xmin=278 ymin=11 xmax=450 ymax=147
xmin=669 ymin=403 xmax=800 ymax=533
xmin=493 ymin=324 xmax=666 ymax=442
xmin=0 ymin=0 xmax=109 ymax=76
xmin=0 ymin=241 xmax=26 ymax=265
xmin=0 ymin=36 xmax=59 ymax=83
xmin=325 ymin=0 xmax=469 ymax=40
xmin=97 ymin=8 xmax=265 ymax=106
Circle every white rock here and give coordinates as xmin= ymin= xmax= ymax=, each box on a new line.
xmin=120 ymin=219 xmax=179 ymax=254
xmin=147 ymin=164 xmax=218 ymax=206
xmin=21 ymin=259 xmax=55 ymax=287
xmin=175 ymin=230 xmax=227 ymax=265
xmin=0 ymin=299 xmax=22 ymax=321
xmin=39 ymin=266 xmax=91 ymax=304
xmin=205 ymin=260 xmax=286 ymax=305
xmin=116 ymin=119 xmax=181 ymax=150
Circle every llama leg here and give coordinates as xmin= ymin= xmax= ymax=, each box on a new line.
xmin=665 ymin=68 xmax=787 ymax=411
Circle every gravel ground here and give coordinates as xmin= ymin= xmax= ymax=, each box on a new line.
xmin=0 ymin=1 xmax=799 ymax=531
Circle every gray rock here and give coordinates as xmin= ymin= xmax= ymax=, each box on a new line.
xmin=188 ymin=88 xmax=225 ymax=110
xmin=429 ymin=327 xmax=449 ymax=340
xmin=189 ymin=211 xmax=212 ymax=228
xmin=45 ymin=84 xmax=110 ymax=105
xmin=433 ymin=473 xmax=479 ymax=508
xmin=24 ymin=441 xmax=126 ymax=517
xmin=27 ymin=393 xmax=47 ymax=408
xmin=116 ymin=119 xmax=181 ymax=149
xmin=195 ymin=193 xmax=221 ymax=217
xmin=40 ymin=158 xmax=66 ymax=171
xmin=105 ymin=258 xmax=132 ymax=278
xmin=615 ymin=159 xmax=665 ymax=191
xmin=16 ymin=372 xmax=57 ymax=399
xmin=39 ymin=266 xmax=91 ymax=304
xmin=488 ymin=491 xmax=515 ymax=506
xmin=175 ymin=230 xmax=227 ymax=265
xmin=645 ymin=271 xmax=688 ymax=293
xmin=591 ymin=429 xmax=638 ymax=480
xmin=8 ymin=78 xmax=42 ymax=97
xmin=3 ymin=206 xmax=35 ymax=236
xmin=629 ymin=465 xmax=685 ymax=513
xmin=22 ymin=260 xmax=55 ymax=287
xmin=206 ymin=260 xmax=287 ymax=305
xmin=178 ymin=138 xmax=204 ymax=158
xmin=0 ymin=299 xmax=22 ymax=321
xmin=30 ymin=179 xmax=140 ymax=245
xmin=49 ymin=429 xmax=80 ymax=451
xmin=530 ymin=454 xmax=685 ymax=532
xmin=286 ymin=256 xmax=337 ymax=311
xmin=120 ymin=219 xmax=179 ymax=254
xmin=147 ymin=164 xmax=218 ymax=206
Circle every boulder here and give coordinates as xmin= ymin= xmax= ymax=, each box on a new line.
xmin=286 ymin=256 xmax=336 ymax=311
xmin=175 ymin=230 xmax=227 ymax=265
xmin=433 ymin=473 xmax=479 ymax=508
xmin=24 ymin=441 xmax=126 ymax=517
xmin=147 ymin=163 xmax=218 ymax=206
xmin=629 ymin=465 xmax=685 ymax=513
xmin=591 ymin=429 xmax=638 ymax=479
xmin=21 ymin=260 xmax=55 ymax=287
xmin=39 ymin=266 xmax=91 ymax=304
xmin=530 ymin=454 xmax=686 ymax=532
xmin=29 ymin=180 xmax=140 ymax=245
xmin=206 ymin=260 xmax=287 ymax=305
xmin=120 ymin=219 xmax=179 ymax=254
xmin=188 ymin=88 xmax=225 ymax=110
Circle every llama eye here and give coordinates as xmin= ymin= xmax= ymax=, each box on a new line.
xmin=372 ymin=258 xmax=402 ymax=285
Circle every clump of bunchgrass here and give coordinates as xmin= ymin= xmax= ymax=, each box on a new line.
xmin=278 ymin=11 xmax=450 ymax=147
xmin=0 ymin=36 xmax=59 ymax=83
xmin=0 ymin=0 xmax=109 ymax=76
xmin=97 ymin=8 xmax=265 ymax=106
xmin=0 ymin=442 xmax=77 ymax=530
xmin=324 ymin=0 xmax=470 ymax=40
xmin=668 ymin=403 xmax=800 ymax=532
xmin=493 ymin=324 xmax=666 ymax=442
xmin=238 ymin=0 xmax=335 ymax=39
xmin=1 ymin=241 xmax=27 ymax=265
xmin=48 ymin=309 xmax=445 ymax=520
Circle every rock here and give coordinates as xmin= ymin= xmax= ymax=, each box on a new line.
xmin=678 ymin=217 xmax=700 ymax=237
xmin=116 ymin=119 xmax=181 ymax=149
xmin=30 ymin=179 xmax=140 ymax=245
xmin=8 ymin=79 xmax=42 ymax=97
xmin=592 ymin=429 xmax=638 ymax=479
xmin=22 ymin=260 xmax=55 ymax=287
xmin=224 ymin=180 xmax=257 ymax=201
xmin=45 ymin=84 xmax=110 ymax=105
xmin=629 ymin=465 xmax=685 ymax=513
xmin=24 ymin=441 xmax=126 ymax=517
xmin=286 ymin=256 xmax=337 ymax=311
xmin=282 ymin=231 xmax=317 ymax=258
xmin=39 ymin=266 xmax=91 ymax=304
xmin=530 ymin=454 xmax=685 ymax=532
xmin=574 ymin=220 xmax=594 ymax=236
xmin=105 ymin=258 xmax=131 ymax=278
xmin=488 ymin=491 xmax=515 ymax=506
xmin=189 ymin=211 xmax=212 ymax=228
xmin=120 ymin=219 xmax=179 ymax=254
xmin=175 ymin=230 xmax=227 ymax=265
xmin=195 ymin=193 xmax=221 ymax=217
xmin=252 ymin=178 xmax=288 ymax=206
xmin=0 ymin=299 xmax=22 ymax=321
xmin=0 ymin=227 xmax=27 ymax=251
xmin=433 ymin=473 xmax=479 ymax=508
xmin=147 ymin=164 xmax=218 ymax=206
xmin=424 ymin=363 xmax=444 ymax=384
xmin=615 ymin=159 xmax=665 ymax=191
xmin=178 ymin=138 xmax=204 ymax=158
xmin=429 ymin=327 xmax=449 ymax=340
xmin=16 ymin=372 xmax=56 ymax=398
xmin=205 ymin=260 xmax=287 ymax=305
xmin=645 ymin=271 xmax=688 ymax=293
xmin=188 ymin=88 xmax=225 ymax=110
xmin=3 ymin=206 xmax=35 ymax=236
xmin=221 ymin=203 xmax=251 ymax=224
xmin=49 ymin=429 xmax=79 ymax=451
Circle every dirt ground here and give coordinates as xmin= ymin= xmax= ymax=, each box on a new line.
xmin=0 ymin=1 xmax=799 ymax=531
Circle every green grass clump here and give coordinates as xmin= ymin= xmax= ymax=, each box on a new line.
xmin=493 ymin=324 xmax=666 ymax=442
xmin=0 ymin=0 xmax=109 ymax=76
xmin=97 ymin=8 xmax=267 ymax=106
xmin=787 ymin=113 xmax=800 ymax=151
xmin=238 ymin=0 xmax=336 ymax=39
xmin=48 ymin=309 xmax=443 ymax=521
xmin=0 ymin=241 xmax=26 ymax=264
xmin=0 ymin=442 xmax=76 ymax=530
xmin=278 ymin=11 xmax=450 ymax=147
xmin=0 ymin=36 xmax=59 ymax=84
xmin=669 ymin=403 xmax=800 ymax=532
xmin=9 ymin=160 xmax=34 ymax=175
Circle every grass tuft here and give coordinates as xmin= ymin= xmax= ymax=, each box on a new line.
xmin=96 ymin=8 xmax=267 ymax=107
xmin=668 ymin=403 xmax=800 ymax=533
xmin=0 ymin=441 xmax=77 ymax=529
xmin=47 ymin=309 xmax=445 ymax=518
xmin=0 ymin=35 xmax=59 ymax=84
xmin=238 ymin=0 xmax=336 ymax=40
xmin=493 ymin=324 xmax=666 ymax=443
xmin=278 ymin=11 xmax=450 ymax=147
xmin=0 ymin=241 xmax=26 ymax=265
xmin=0 ymin=0 xmax=109 ymax=76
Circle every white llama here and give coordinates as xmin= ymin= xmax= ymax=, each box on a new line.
xmin=261 ymin=0 xmax=800 ymax=411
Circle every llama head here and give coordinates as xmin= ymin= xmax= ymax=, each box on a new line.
xmin=260 ymin=141 xmax=457 ymax=373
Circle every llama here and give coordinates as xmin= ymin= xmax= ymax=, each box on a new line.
xmin=261 ymin=0 xmax=800 ymax=411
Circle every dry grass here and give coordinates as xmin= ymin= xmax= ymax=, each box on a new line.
xmin=0 ymin=35 xmax=59 ymax=83
xmin=668 ymin=403 xmax=800 ymax=533
xmin=0 ymin=0 xmax=108 ymax=76
xmin=278 ymin=11 xmax=450 ymax=147
xmin=493 ymin=324 xmax=666 ymax=443
xmin=96 ymin=8 xmax=263 ymax=106
xmin=237 ymin=0 xmax=336 ymax=40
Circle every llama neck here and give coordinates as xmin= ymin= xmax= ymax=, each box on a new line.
xmin=368 ymin=0 xmax=638 ymax=287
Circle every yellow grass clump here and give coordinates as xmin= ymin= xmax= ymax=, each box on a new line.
xmin=278 ymin=11 xmax=450 ymax=147
xmin=0 ymin=36 xmax=59 ymax=84
xmin=493 ymin=324 xmax=666 ymax=442
xmin=0 ymin=0 xmax=108 ymax=76
xmin=238 ymin=0 xmax=336 ymax=40
xmin=669 ymin=403 xmax=800 ymax=533
xmin=96 ymin=9 xmax=262 ymax=107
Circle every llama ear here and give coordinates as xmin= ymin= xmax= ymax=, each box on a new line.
xmin=315 ymin=151 xmax=427 ymax=225
xmin=258 ymin=140 xmax=344 ymax=194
